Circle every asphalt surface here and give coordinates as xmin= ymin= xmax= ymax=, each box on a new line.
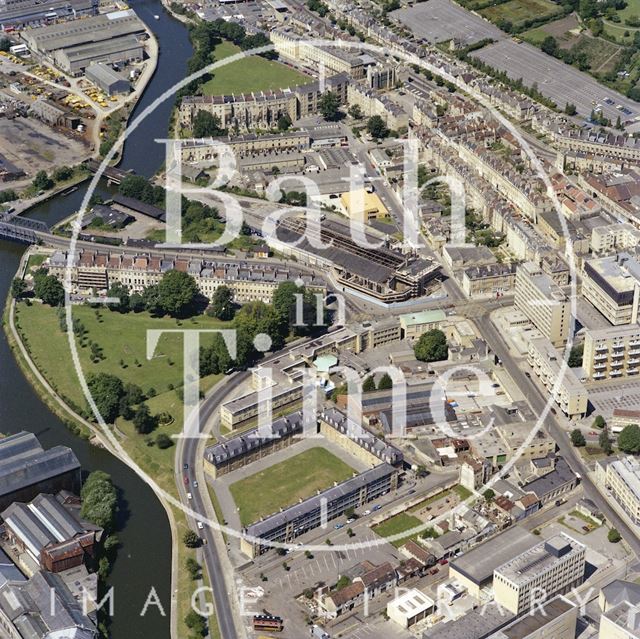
xmin=477 ymin=315 xmax=640 ymax=557
xmin=176 ymin=371 xmax=250 ymax=639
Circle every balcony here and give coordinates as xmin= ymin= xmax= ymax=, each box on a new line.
xmin=610 ymin=370 xmax=623 ymax=377
xmin=594 ymin=354 xmax=608 ymax=361
xmin=593 ymin=372 xmax=606 ymax=379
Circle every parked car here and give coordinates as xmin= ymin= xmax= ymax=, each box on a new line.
xmin=183 ymin=463 xmax=189 ymax=470
xmin=334 ymin=523 xmax=344 ymax=530
xmin=197 ymin=521 xmax=204 ymax=530
xmin=438 ymin=559 xmax=448 ymax=565
xmin=193 ymin=480 xmax=198 ymax=488
xmin=187 ymin=492 xmax=192 ymax=500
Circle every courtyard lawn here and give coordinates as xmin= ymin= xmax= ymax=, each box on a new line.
xmin=202 ymin=42 xmax=310 ymax=96
xmin=229 ymin=447 xmax=355 ymax=526
xmin=14 ymin=301 xmax=229 ymax=408
xmin=480 ymin=0 xmax=563 ymax=29
xmin=372 ymin=513 xmax=423 ymax=548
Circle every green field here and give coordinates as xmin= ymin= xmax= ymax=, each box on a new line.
xmin=229 ymin=447 xmax=355 ymax=526
xmin=14 ymin=302 xmax=229 ymax=408
xmin=480 ymin=0 xmax=563 ymax=28
xmin=372 ymin=512 xmax=423 ymax=548
xmin=202 ymin=42 xmax=310 ymax=96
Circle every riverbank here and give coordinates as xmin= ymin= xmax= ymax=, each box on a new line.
xmin=5 ymin=253 xmax=225 ymax=638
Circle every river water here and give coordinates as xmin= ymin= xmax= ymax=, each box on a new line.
xmin=0 ymin=3 xmax=193 ymax=637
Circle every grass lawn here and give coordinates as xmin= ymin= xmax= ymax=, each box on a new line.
xmin=202 ymin=42 xmax=310 ymax=96
xmin=14 ymin=302 xmax=230 ymax=408
xmin=373 ymin=513 xmax=423 ymax=548
xmin=481 ymin=0 xmax=562 ymax=28
xmin=25 ymin=253 xmax=46 ymax=274
xmin=229 ymin=447 xmax=355 ymax=526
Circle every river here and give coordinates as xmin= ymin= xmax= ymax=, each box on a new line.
xmin=0 ymin=2 xmax=193 ymax=637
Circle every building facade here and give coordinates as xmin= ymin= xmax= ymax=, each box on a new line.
xmin=583 ymin=324 xmax=640 ymax=381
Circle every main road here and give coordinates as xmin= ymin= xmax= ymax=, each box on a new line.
xmin=175 ymin=371 xmax=250 ymax=639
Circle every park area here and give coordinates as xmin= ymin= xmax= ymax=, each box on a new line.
xmin=229 ymin=447 xmax=355 ymax=526
xmin=14 ymin=301 xmax=229 ymax=409
xmin=372 ymin=512 xmax=423 ymax=548
xmin=480 ymin=0 xmax=564 ymax=31
xmin=202 ymin=42 xmax=310 ymax=96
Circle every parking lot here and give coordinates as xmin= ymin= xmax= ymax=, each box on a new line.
xmin=471 ymin=39 xmax=640 ymax=123
xmin=391 ymin=0 xmax=505 ymax=46
xmin=586 ymin=379 xmax=640 ymax=418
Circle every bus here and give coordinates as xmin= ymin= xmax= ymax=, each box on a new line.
xmin=253 ymin=615 xmax=284 ymax=632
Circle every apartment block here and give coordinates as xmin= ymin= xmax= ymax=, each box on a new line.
xmin=582 ymin=254 xmax=640 ymax=325
xmin=493 ymin=533 xmax=586 ymax=615
xmin=596 ymin=457 xmax=640 ymax=526
xmin=591 ymin=223 xmax=640 ymax=256
xmin=583 ymin=324 xmax=640 ymax=381
xmin=515 ymin=262 xmax=570 ymax=346
xmin=527 ymin=337 xmax=588 ymax=419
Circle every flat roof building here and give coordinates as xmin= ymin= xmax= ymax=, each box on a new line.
xmin=527 ymin=337 xmax=588 ymax=419
xmin=340 ymin=189 xmax=388 ymax=224
xmin=0 ymin=0 xmax=96 ymax=29
xmin=599 ymin=600 xmax=640 ymax=639
xmin=596 ymin=456 xmax=640 ymax=526
xmin=386 ymin=589 xmax=434 ymax=628
xmin=582 ymin=253 xmax=640 ymax=325
xmin=583 ymin=323 xmax=640 ymax=381
xmin=489 ymin=596 xmax=577 ymax=639
xmin=449 ymin=526 xmax=539 ymax=598
xmin=493 ymin=533 xmax=586 ymax=615
xmin=514 ymin=261 xmax=570 ymax=347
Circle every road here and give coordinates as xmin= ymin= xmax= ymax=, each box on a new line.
xmin=477 ymin=314 xmax=640 ymax=557
xmin=175 ymin=371 xmax=250 ymax=639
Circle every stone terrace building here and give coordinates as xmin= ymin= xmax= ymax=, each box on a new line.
xmin=46 ymin=250 xmax=326 ymax=303
xmin=204 ymin=411 xmax=307 ymax=479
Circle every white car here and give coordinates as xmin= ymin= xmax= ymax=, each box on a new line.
xmin=364 ymin=509 xmax=371 ymax=516
xmin=187 ymin=492 xmax=192 ymax=500
xmin=193 ymin=480 xmax=198 ymax=488
xmin=197 ymin=521 xmax=204 ymax=530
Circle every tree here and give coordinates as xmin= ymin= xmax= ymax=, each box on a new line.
xmin=33 ymin=271 xmax=64 ymax=306
xmin=318 ymin=91 xmax=340 ymax=121
xmin=483 ymin=489 xmax=495 ymax=502
xmin=608 ymin=528 xmax=622 ymax=543
xmin=0 ymin=37 xmax=10 ymax=52
xmin=52 ymin=165 xmax=73 ymax=182
xmin=210 ymin=285 xmax=235 ymax=320
xmin=377 ymin=373 xmax=393 ymax=390
xmin=541 ymin=35 xmax=559 ymax=57
xmin=568 ymin=343 xmax=584 ymax=367
xmin=362 ymin=376 xmax=377 ymax=392
xmin=156 ymin=270 xmax=199 ymax=317
xmin=133 ymin=403 xmax=156 ymax=435
xmin=184 ymin=610 xmax=207 ymax=637
xmin=348 ymin=104 xmax=363 ymax=119
xmin=618 ymin=424 xmax=640 ymax=453
xmin=32 ymin=170 xmax=53 ymax=191
xmin=565 ymin=102 xmax=577 ymax=116
xmin=277 ymin=114 xmax=292 ymax=131
xmin=366 ymin=115 xmax=389 ymax=139
xmin=336 ymin=575 xmax=351 ymax=590
xmin=593 ymin=415 xmax=606 ymax=429
xmin=142 ymin=285 xmax=162 ymax=315
xmin=106 ymin=282 xmax=130 ymax=313
xmin=81 ymin=471 xmax=118 ymax=532
xmin=87 ymin=373 xmax=125 ymax=423
xmin=414 ymin=329 xmax=448 ymax=362
xmin=10 ymin=278 xmax=26 ymax=299
xmin=599 ymin=428 xmax=613 ymax=455
xmin=130 ymin=292 xmax=145 ymax=313
xmin=192 ymin=110 xmax=225 ymax=138
xmin=570 ymin=428 xmax=586 ymax=447
xmin=183 ymin=530 xmax=200 ymax=548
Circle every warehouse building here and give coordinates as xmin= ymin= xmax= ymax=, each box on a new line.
xmin=0 ymin=570 xmax=97 ymax=638
xmin=22 ymin=9 xmax=146 ymax=75
xmin=85 ymin=63 xmax=131 ymax=95
xmin=0 ymin=431 xmax=81 ymax=512
xmin=0 ymin=0 xmax=96 ymax=30
xmin=241 ymin=463 xmax=399 ymax=557
xmin=2 ymin=493 xmax=100 ymax=573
